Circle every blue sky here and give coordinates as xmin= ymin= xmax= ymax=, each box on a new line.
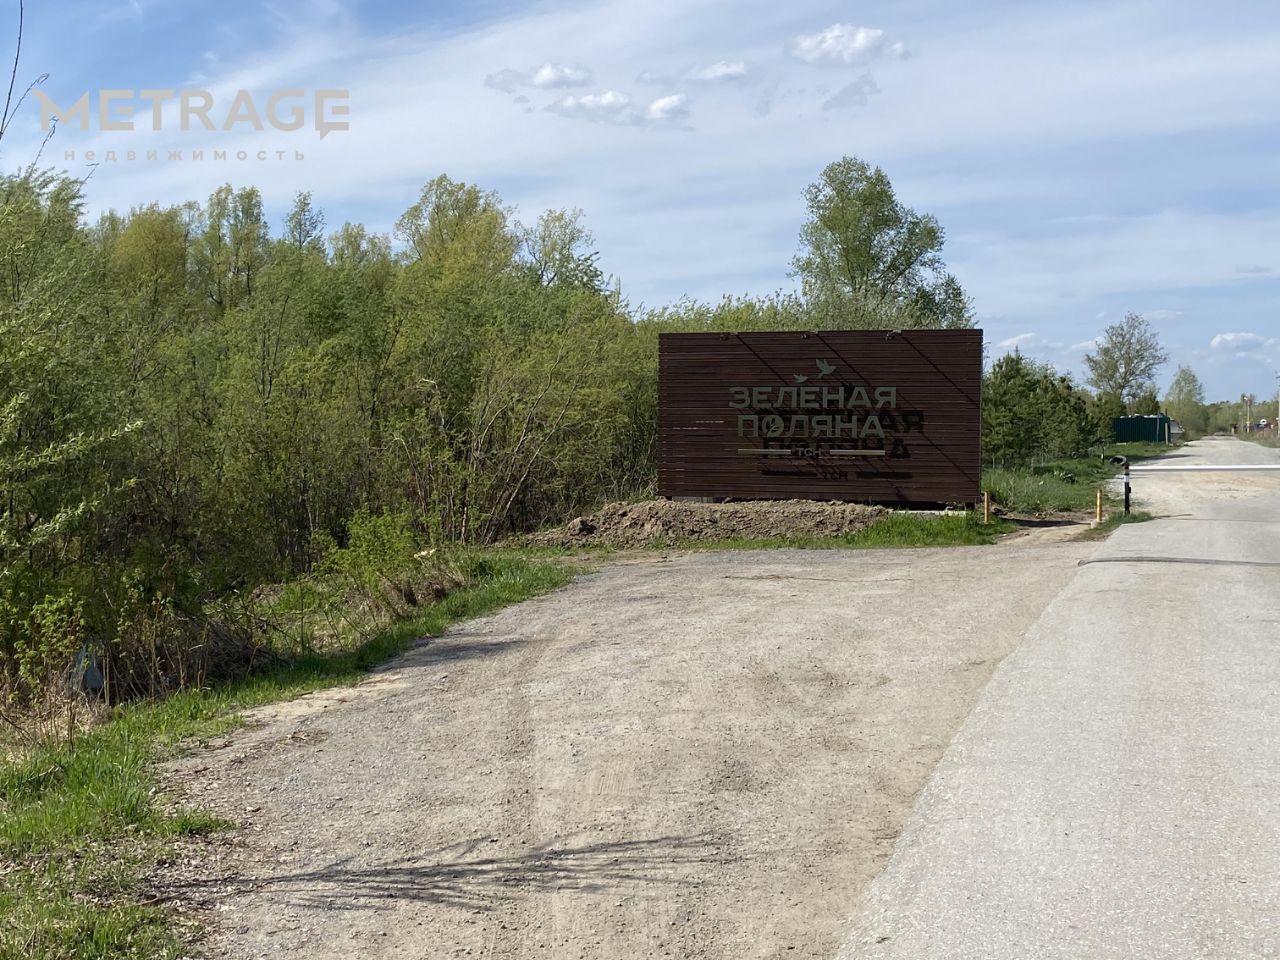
xmin=4 ymin=0 xmax=1279 ymax=401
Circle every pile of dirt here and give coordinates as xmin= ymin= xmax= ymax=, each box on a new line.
xmin=532 ymin=498 xmax=887 ymax=547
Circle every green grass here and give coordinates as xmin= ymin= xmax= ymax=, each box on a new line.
xmin=0 ymin=550 xmax=575 ymax=960
xmin=983 ymin=442 xmax=1173 ymax=514
xmin=0 ymin=862 xmax=185 ymax=960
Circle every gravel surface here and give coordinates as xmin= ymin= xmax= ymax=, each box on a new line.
xmin=166 ymin=541 xmax=1090 ymax=960
xmin=1120 ymin=434 xmax=1280 ymax=521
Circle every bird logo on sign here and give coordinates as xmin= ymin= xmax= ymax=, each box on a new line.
xmin=792 ymin=358 xmax=838 ymax=384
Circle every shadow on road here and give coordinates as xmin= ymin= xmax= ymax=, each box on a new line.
xmin=175 ymin=834 xmax=717 ymax=912
xmin=386 ymin=635 xmax=528 ymax=671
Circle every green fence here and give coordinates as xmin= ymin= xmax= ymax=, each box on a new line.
xmin=1112 ymin=415 xmax=1173 ymax=444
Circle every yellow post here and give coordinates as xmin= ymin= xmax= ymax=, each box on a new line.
xmin=1096 ymin=489 xmax=1103 ymax=523
xmin=983 ymin=490 xmax=990 ymax=524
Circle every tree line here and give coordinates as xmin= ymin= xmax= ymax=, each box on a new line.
xmin=0 ymin=157 xmax=980 ymax=701
xmin=0 ymin=153 xmax=1243 ymax=703
xmin=983 ymin=310 xmax=1265 ymax=466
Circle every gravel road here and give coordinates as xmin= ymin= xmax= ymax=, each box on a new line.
xmin=169 ymin=539 xmax=1090 ymax=959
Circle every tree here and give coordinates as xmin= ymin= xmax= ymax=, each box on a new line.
xmin=982 ymin=353 xmax=1093 ymax=466
xmin=1083 ymin=312 xmax=1168 ymax=407
xmin=518 ymin=208 xmax=603 ymax=291
xmin=1131 ymin=388 xmax=1161 ymax=416
xmin=394 ymin=174 xmax=512 ymax=270
xmin=1089 ymin=392 xmax=1127 ymax=442
xmin=792 ymin=156 xmax=971 ymax=328
xmin=1164 ymin=365 xmax=1207 ymax=436
xmin=903 ymin=272 xmax=974 ymax=330
xmin=284 ymin=191 xmax=326 ymax=253
xmin=0 ymin=171 xmax=138 ymax=694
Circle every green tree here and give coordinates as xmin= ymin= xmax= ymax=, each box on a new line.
xmin=518 ymin=208 xmax=603 ymax=291
xmin=1130 ymin=388 xmax=1161 ymax=416
xmin=1164 ymin=365 xmax=1207 ymax=436
xmin=284 ymin=191 xmax=326 ymax=253
xmin=190 ymin=184 xmax=270 ymax=313
xmin=982 ymin=353 xmax=1092 ymax=466
xmin=792 ymin=156 xmax=972 ymax=328
xmin=1089 ymin=391 xmax=1128 ymax=442
xmin=0 ymin=172 xmax=138 ymax=694
xmin=0 ymin=155 xmax=1037 ymax=706
xmin=1083 ymin=312 xmax=1168 ymax=407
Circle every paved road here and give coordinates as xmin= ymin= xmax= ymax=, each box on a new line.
xmin=837 ymin=437 xmax=1280 ymax=960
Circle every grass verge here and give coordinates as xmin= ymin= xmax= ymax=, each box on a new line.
xmin=1240 ymin=431 xmax=1280 ymax=449
xmin=983 ymin=442 xmax=1172 ymax=514
xmin=0 ymin=551 xmax=575 ymax=960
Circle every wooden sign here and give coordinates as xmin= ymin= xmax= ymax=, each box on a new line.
xmin=658 ymin=329 xmax=982 ymax=505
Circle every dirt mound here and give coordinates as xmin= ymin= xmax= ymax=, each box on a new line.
xmin=533 ymin=499 xmax=887 ymax=547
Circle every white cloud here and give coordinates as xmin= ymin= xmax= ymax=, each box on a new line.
xmin=1210 ymin=332 xmax=1279 ymax=352
xmin=997 ymin=332 xmax=1039 ymax=351
xmin=645 ymin=93 xmax=690 ymax=122
xmin=792 ymin=24 xmax=904 ymax=65
xmin=545 ymin=90 xmax=637 ymax=124
xmin=822 ymin=73 xmax=879 ymax=110
xmin=486 ymin=62 xmax=592 ymax=92
xmin=544 ymin=89 xmax=690 ymax=126
xmin=530 ymin=62 xmax=592 ymax=88
xmin=993 ymin=332 xmax=1068 ymax=356
xmin=687 ymin=60 xmax=747 ymax=81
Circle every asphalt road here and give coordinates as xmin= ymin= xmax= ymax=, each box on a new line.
xmin=837 ymin=437 xmax=1280 ymax=960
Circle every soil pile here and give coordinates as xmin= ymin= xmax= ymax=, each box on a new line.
xmin=533 ymin=498 xmax=887 ymax=547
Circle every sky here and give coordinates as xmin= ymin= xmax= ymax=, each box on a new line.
xmin=3 ymin=0 xmax=1279 ymax=402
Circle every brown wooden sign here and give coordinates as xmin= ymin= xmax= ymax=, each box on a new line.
xmin=658 ymin=329 xmax=982 ymax=504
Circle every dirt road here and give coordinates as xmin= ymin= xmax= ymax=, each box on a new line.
xmin=170 ymin=540 xmax=1091 ymax=959
xmin=1121 ymin=434 xmax=1280 ymax=520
